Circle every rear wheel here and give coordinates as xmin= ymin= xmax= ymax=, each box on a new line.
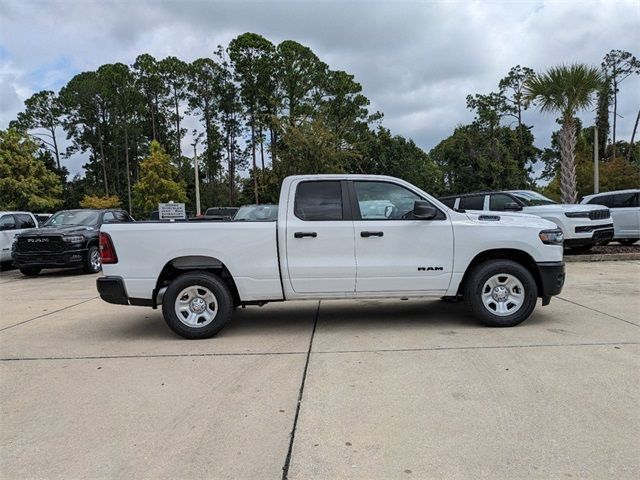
xmin=161 ymin=271 xmax=233 ymax=339
xmin=464 ymin=260 xmax=538 ymax=327
xmin=19 ymin=267 xmax=41 ymax=276
xmin=83 ymin=245 xmax=102 ymax=273
xmin=618 ymin=239 xmax=638 ymax=246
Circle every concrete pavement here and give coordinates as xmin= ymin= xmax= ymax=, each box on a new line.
xmin=1 ymin=262 xmax=639 ymax=479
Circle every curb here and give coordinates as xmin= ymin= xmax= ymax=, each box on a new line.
xmin=564 ymin=253 xmax=640 ymax=262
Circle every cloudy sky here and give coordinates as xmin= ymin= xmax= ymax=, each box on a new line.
xmin=1 ymin=0 xmax=639 ymax=179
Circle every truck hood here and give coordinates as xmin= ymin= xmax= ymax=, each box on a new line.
xmin=17 ymin=225 xmax=99 ymax=237
xmin=526 ymin=203 xmax=608 ymax=213
xmin=464 ymin=211 xmax=557 ymax=230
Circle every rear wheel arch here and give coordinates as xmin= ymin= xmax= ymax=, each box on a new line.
xmin=154 ymin=255 xmax=241 ymax=308
xmin=457 ymin=249 xmax=543 ymax=297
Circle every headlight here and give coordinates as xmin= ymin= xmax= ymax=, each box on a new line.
xmin=63 ymin=235 xmax=84 ymax=243
xmin=539 ymin=229 xmax=564 ymax=245
xmin=565 ymin=211 xmax=590 ymax=218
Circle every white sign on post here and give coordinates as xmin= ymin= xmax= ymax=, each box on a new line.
xmin=158 ymin=202 xmax=186 ymax=221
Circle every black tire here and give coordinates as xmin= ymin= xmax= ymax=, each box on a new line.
xmin=83 ymin=245 xmax=102 ymax=274
xmin=463 ymin=260 xmax=538 ymax=327
xmin=161 ymin=271 xmax=233 ymax=339
xmin=567 ymin=245 xmax=592 ymax=254
xmin=0 ymin=261 xmax=14 ymax=272
xmin=19 ymin=267 xmax=41 ymax=276
xmin=618 ymin=239 xmax=638 ymax=246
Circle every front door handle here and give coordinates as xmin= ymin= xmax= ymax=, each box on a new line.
xmin=361 ymin=231 xmax=384 ymax=238
xmin=294 ymin=232 xmax=317 ymax=238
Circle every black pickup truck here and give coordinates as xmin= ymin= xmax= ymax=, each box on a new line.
xmin=12 ymin=209 xmax=133 ymax=276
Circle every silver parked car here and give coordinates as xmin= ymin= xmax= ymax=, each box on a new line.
xmin=581 ymin=189 xmax=639 ymax=245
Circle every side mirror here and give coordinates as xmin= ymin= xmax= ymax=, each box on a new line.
xmin=0 ymin=223 xmax=16 ymax=231
xmin=504 ymin=202 xmax=522 ymax=211
xmin=413 ymin=201 xmax=437 ymax=220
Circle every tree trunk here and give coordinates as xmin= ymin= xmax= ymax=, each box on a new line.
xmin=174 ymin=87 xmax=181 ymax=160
xmin=251 ymin=112 xmax=259 ymax=204
xmin=124 ymin=123 xmax=132 ymax=214
xmin=558 ymin=119 xmax=578 ymax=204
xmin=628 ymin=109 xmax=640 ymax=162
xmin=204 ymin=104 xmax=215 ymax=205
xmin=270 ymin=128 xmax=276 ymax=165
xmin=50 ymin=126 xmax=61 ymax=171
xmin=150 ymin=97 xmax=157 ymax=141
xmin=259 ymin=125 xmax=265 ymax=170
xmin=97 ymin=124 xmax=109 ymax=196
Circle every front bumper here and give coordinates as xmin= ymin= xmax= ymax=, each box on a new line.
xmin=564 ymin=228 xmax=614 ymax=247
xmin=97 ymin=276 xmax=153 ymax=307
xmin=536 ymin=261 xmax=565 ymax=305
xmin=12 ymin=248 xmax=88 ymax=268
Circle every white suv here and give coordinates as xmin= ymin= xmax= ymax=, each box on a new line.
xmin=439 ymin=190 xmax=613 ymax=251
xmin=581 ymin=189 xmax=639 ymax=245
xmin=0 ymin=212 xmax=38 ymax=266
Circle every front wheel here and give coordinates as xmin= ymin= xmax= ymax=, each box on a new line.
xmin=83 ymin=245 xmax=102 ymax=274
xmin=161 ymin=271 xmax=233 ymax=339
xmin=464 ymin=260 xmax=538 ymax=327
xmin=19 ymin=267 xmax=41 ymax=276
xmin=618 ymin=239 xmax=638 ymax=246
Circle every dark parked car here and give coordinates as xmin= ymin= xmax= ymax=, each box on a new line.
xmin=12 ymin=209 xmax=134 ymax=276
xmin=204 ymin=207 xmax=239 ymax=219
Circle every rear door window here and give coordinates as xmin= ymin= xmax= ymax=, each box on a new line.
xmin=611 ymin=193 xmax=636 ymax=208
xmin=294 ymin=181 xmax=343 ymax=221
xmin=15 ymin=214 xmax=36 ymax=229
xmin=114 ymin=211 xmax=133 ymax=222
xmin=459 ymin=195 xmax=485 ymax=210
xmin=489 ymin=194 xmax=516 ymax=211
xmin=0 ymin=214 xmax=16 ymax=229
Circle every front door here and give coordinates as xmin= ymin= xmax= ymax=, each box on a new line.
xmin=285 ymin=180 xmax=356 ymax=294
xmin=351 ymin=180 xmax=454 ymax=294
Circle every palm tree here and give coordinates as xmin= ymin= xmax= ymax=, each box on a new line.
xmin=525 ymin=64 xmax=603 ymax=203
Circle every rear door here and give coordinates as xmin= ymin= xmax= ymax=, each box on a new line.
xmin=350 ymin=180 xmax=454 ymax=294
xmin=610 ymin=192 xmax=639 ymax=237
xmin=285 ymin=180 xmax=356 ymax=294
xmin=0 ymin=214 xmax=17 ymax=261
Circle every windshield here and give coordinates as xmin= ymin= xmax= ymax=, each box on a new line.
xmin=234 ymin=205 xmax=278 ymax=221
xmin=44 ymin=210 xmax=100 ymax=227
xmin=510 ymin=191 xmax=556 ymax=206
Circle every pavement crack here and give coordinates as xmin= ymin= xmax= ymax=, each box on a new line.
xmin=310 ymin=341 xmax=639 ymax=355
xmin=0 ymin=297 xmax=98 ymax=332
xmin=557 ymin=296 xmax=639 ymax=327
xmin=0 ymin=351 xmax=307 ymax=362
xmin=281 ymin=299 xmax=320 ymax=480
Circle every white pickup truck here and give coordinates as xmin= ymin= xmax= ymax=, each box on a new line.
xmin=97 ymin=175 xmax=566 ymax=339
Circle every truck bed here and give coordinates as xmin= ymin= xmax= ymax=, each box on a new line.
xmin=101 ymin=221 xmax=283 ymax=301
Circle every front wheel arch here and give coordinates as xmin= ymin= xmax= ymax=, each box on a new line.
xmin=457 ymin=249 xmax=542 ymax=298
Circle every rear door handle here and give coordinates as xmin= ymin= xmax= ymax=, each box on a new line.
xmin=294 ymin=232 xmax=317 ymax=238
xmin=361 ymin=231 xmax=384 ymax=238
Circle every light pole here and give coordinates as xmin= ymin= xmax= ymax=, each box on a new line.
xmin=193 ymin=139 xmax=201 ymax=216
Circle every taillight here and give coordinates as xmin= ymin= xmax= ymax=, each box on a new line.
xmin=99 ymin=232 xmax=118 ymax=264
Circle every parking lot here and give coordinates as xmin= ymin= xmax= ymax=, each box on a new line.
xmin=1 ymin=261 xmax=639 ymax=479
